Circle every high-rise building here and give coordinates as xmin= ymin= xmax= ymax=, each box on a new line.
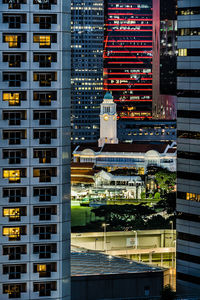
xmin=176 ymin=0 xmax=200 ymax=295
xmin=0 ymin=0 xmax=71 ymax=299
xmin=152 ymin=0 xmax=177 ymax=120
xmin=71 ymin=0 xmax=104 ymax=144
xmin=104 ymin=0 xmax=153 ymax=123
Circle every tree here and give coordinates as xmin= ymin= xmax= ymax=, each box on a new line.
xmin=155 ymin=170 xmax=176 ymax=194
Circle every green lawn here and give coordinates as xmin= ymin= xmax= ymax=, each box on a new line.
xmin=71 ymin=206 xmax=104 ymax=227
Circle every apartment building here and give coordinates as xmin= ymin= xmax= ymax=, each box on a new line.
xmin=0 ymin=0 xmax=71 ymax=299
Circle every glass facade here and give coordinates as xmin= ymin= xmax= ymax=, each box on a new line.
xmin=71 ymin=0 xmax=104 ymax=144
xmin=104 ymin=0 xmax=152 ymax=120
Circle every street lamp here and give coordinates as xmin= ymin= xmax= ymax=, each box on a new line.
xmin=102 ymin=223 xmax=109 ymax=252
xmin=133 ymin=230 xmax=138 ymax=249
xmin=170 ymin=220 xmax=174 ymax=245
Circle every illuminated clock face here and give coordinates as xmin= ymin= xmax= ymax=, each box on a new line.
xmin=103 ymin=114 xmax=109 ymax=121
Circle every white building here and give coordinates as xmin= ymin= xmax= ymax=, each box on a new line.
xmin=73 ymin=142 xmax=176 ymax=174
xmin=0 ymin=1 xmax=71 ymax=299
xmin=98 ymin=91 xmax=118 ymax=147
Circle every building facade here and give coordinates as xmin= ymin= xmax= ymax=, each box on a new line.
xmin=104 ymin=0 xmax=153 ymax=122
xmin=73 ymin=142 xmax=177 ymax=174
xmin=152 ymin=0 xmax=177 ymax=120
xmin=0 ymin=0 xmax=71 ymax=299
xmin=71 ymin=0 xmax=104 ymax=144
xmin=176 ymin=0 xmax=200 ymax=295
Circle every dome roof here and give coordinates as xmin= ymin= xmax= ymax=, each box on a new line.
xmin=104 ymin=91 xmax=113 ymax=100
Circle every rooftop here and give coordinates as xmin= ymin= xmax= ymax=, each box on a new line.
xmin=71 ymin=247 xmax=163 ymax=277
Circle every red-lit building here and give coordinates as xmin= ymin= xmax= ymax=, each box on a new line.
xmin=104 ymin=0 xmax=153 ymax=120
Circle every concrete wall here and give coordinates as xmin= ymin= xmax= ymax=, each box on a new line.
xmin=71 ymin=230 xmax=176 ymax=251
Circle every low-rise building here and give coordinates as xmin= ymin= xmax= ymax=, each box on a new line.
xmin=73 ymin=142 xmax=177 ymax=175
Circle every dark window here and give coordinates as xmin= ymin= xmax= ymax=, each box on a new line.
xmin=33 ymin=148 xmax=57 ymax=163
xmin=33 ymin=129 xmax=57 ymax=144
xmin=3 ymin=245 xmax=27 ymax=260
xmin=3 ymin=264 xmax=26 ymax=279
xmin=33 ymin=91 xmax=57 ymax=106
xmin=33 ymin=186 xmax=57 ymax=201
xmin=3 ymin=130 xmax=26 ymax=145
xmin=177 ymin=171 xmax=200 ymax=182
xmin=177 ymin=272 xmax=200 ymax=285
xmin=178 ymin=231 xmax=200 ymax=244
xmin=177 ymin=211 xmax=200 ymax=223
xmin=33 ymin=53 xmax=57 ymax=67
xmin=177 ymin=90 xmax=200 ymax=98
xmin=3 ymin=187 xmax=26 ymax=203
xmin=33 ymin=281 xmax=57 ymax=297
xmin=33 ymin=110 xmax=57 ymax=125
xmin=33 ymin=224 xmax=57 ymax=240
xmin=33 ymin=14 xmax=57 ymax=29
xmin=3 ymin=14 xmax=26 ymax=28
xmin=178 ymin=7 xmax=200 ymax=16
xmin=33 ymin=243 xmax=57 ymax=258
xmin=3 ymin=72 xmax=26 ymax=87
xmin=3 ymin=149 xmax=26 ymax=164
xmin=33 ymin=206 xmax=57 ymax=220
xmin=33 ymin=72 xmax=57 ymax=87
xmin=177 ymin=151 xmax=200 ymax=161
xmin=3 ymin=52 xmax=26 ymax=67
xmin=3 ymin=110 xmax=26 ymax=126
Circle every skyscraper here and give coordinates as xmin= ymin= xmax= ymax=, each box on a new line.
xmin=0 ymin=0 xmax=71 ymax=299
xmin=152 ymin=0 xmax=177 ymax=120
xmin=176 ymin=0 xmax=200 ymax=295
xmin=71 ymin=0 xmax=104 ymax=144
xmin=104 ymin=0 xmax=153 ymax=123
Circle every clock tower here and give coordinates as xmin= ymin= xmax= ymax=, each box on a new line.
xmin=98 ymin=92 xmax=118 ymax=147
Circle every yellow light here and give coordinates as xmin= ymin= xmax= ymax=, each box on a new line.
xmin=37 ymin=264 xmax=47 ymax=272
xmin=3 ymin=227 xmax=20 ymax=238
xmin=3 ymin=92 xmax=20 ymax=106
xmin=3 ymin=170 xmax=20 ymax=182
xmin=5 ymin=35 xmax=18 ymax=48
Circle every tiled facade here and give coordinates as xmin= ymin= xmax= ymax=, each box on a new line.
xmin=0 ymin=0 xmax=71 ymax=299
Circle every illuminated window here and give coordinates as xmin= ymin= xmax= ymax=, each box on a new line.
xmin=37 ymin=264 xmax=47 ymax=272
xmin=3 ymin=283 xmax=26 ymax=299
xmin=178 ymin=49 xmax=187 ymax=56
xmin=3 ymin=227 xmax=20 ymax=240
xmin=3 ymin=208 xmax=20 ymax=220
xmin=3 ymin=169 xmax=20 ymax=183
xmin=4 ymin=35 xmax=18 ymax=47
xmin=33 ymin=35 xmax=51 ymax=47
xmin=186 ymin=193 xmax=200 ymax=202
xmin=3 ymin=92 xmax=20 ymax=106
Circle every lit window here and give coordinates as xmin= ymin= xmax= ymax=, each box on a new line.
xmin=3 ymin=227 xmax=20 ymax=240
xmin=3 ymin=208 xmax=20 ymax=221
xmin=4 ymin=35 xmax=18 ymax=48
xmin=3 ymin=169 xmax=20 ymax=183
xmin=37 ymin=264 xmax=47 ymax=272
xmin=33 ymin=35 xmax=50 ymax=47
xmin=3 ymin=92 xmax=20 ymax=106
xmin=178 ymin=49 xmax=187 ymax=56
